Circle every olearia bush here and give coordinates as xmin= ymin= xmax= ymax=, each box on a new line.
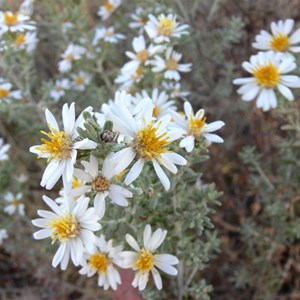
xmin=2 ymin=0 xmax=300 ymax=299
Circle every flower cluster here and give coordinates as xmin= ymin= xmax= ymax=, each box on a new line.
xmin=234 ymin=19 xmax=300 ymax=111
xmin=30 ymin=86 xmax=224 ymax=290
xmin=26 ymin=2 xmax=225 ymax=294
xmin=116 ymin=10 xmax=191 ymax=92
xmin=0 ymin=0 xmax=37 ymax=53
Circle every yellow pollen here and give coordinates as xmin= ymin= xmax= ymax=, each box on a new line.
xmin=188 ymin=116 xmax=207 ymax=138
xmin=72 ymin=177 xmax=83 ymax=189
xmin=0 ymin=89 xmax=9 ymax=98
xmin=49 ymin=213 xmax=80 ymax=243
xmin=135 ymin=249 xmax=154 ymax=272
xmin=104 ymin=1 xmax=114 ymax=12
xmin=12 ymin=199 xmax=20 ymax=207
xmin=36 ymin=128 xmax=73 ymax=160
xmin=136 ymin=49 xmax=149 ymax=63
xmin=4 ymin=12 xmax=18 ymax=26
xmin=270 ymin=34 xmax=290 ymax=52
xmin=131 ymin=67 xmax=143 ymax=81
xmin=166 ymin=58 xmax=178 ymax=71
xmin=92 ymin=176 xmax=110 ymax=193
xmin=153 ymin=105 xmax=160 ymax=117
xmin=115 ymin=170 xmax=126 ymax=181
xmin=88 ymin=252 xmax=110 ymax=274
xmin=75 ymin=76 xmax=85 ymax=85
xmin=15 ymin=33 xmax=26 ymax=45
xmin=157 ymin=17 xmax=175 ymax=36
xmin=253 ymin=64 xmax=280 ymax=88
xmin=56 ymin=85 xmax=63 ymax=91
xmin=133 ymin=123 xmax=169 ymax=160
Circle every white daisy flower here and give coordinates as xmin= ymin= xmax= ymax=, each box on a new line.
xmin=0 ymin=229 xmax=8 ymax=245
xmin=73 ymin=155 xmax=133 ymax=218
xmin=79 ymin=234 xmax=123 ymax=290
xmin=0 ymin=79 xmax=22 ymax=102
xmin=170 ymin=101 xmax=225 ymax=152
xmin=252 ymin=19 xmax=300 ymax=59
xmin=62 ymin=21 xmax=73 ymax=33
xmin=233 ymin=51 xmax=300 ymax=111
xmin=106 ymin=92 xmax=187 ymax=191
xmin=13 ymin=31 xmax=37 ymax=52
xmin=145 ymin=13 xmax=189 ymax=44
xmin=50 ymin=79 xmax=71 ymax=102
xmin=162 ymin=81 xmax=190 ymax=100
xmin=0 ymin=138 xmax=10 ymax=160
xmin=123 ymin=35 xmax=164 ymax=73
xmin=32 ymin=195 xmax=101 ymax=269
xmin=132 ymin=88 xmax=176 ymax=119
xmin=58 ymin=44 xmax=85 ymax=73
xmin=129 ymin=7 xmax=148 ymax=33
xmin=92 ymin=26 xmax=125 ymax=45
xmin=18 ymin=0 xmax=35 ymax=16
xmin=100 ymin=89 xmax=134 ymax=115
xmin=152 ymin=47 xmax=192 ymax=81
xmin=29 ymin=103 xmax=97 ymax=191
xmin=120 ymin=224 xmax=178 ymax=291
xmin=0 ymin=10 xmax=35 ymax=34
xmin=115 ymin=66 xmax=143 ymax=91
xmin=97 ymin=0 xmax=121 ymax=20
xmin=71 ymin=71 xmax=92 ymax=91
xmin=4 ymin=192 xmax=25 ymax=216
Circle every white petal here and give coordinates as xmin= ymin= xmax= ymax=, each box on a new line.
xmin=152 ymin=159 xmax=170 ymax=191
xmin=125 ymin=234 xmax=140 ymax=252
xmin=124 ymin=159 xmax=144 ymax=185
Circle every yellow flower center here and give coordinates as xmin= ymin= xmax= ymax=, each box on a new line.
xmin=72 ymin=177 xmax=83 ymax=189
xmin=269 ymin=34 xmax=290 ymax=52
xmin=65 ymin=53 xmax=74 ymax=62
xmin=4 ymin=12 xmax=18 ymax=26
xmin=105 ymin=30 xmax=114 ymax=37
xmin=133 ymin=123 xmax=169 ymax=160
xmin=0 ymin=89 xmax=9 ymax=98
xmin=153 ymin=105 xmax=160 ymax=117
xmin=75 ymin=76 xmax=85 ymax=85
xmin=12 ymin=199 xmax=20 ymax=207
xmin=157 ymin=17 xmax=175 ymax=36
xmin=135 ymin=249 xmax=154 ymax=272
xmin=92 ymin=176 xmax=110 ymax=193
xmin=56 ymin=85 xmax=63 ymax=91
xmin=166 ymin=58 xmax=178 ymax=71
xmin=15 ymin=33 xmax=26 ymax=45
xmin=49 ymin=213 xmax=80 ymax=243
xmin=188 ymin=116 xmax=207 ymax=138
xmin=37 ymin=128 xmax=73 ymax=160
xmin=136 ymin=49 xmax=149 ymax=63
xmin=253 ymin=64 xmax=280 ymax=88
xmin=104 ymin=1 xmax=114 ymax=12
xmin=131 ymin=67 xmax=143 ymax=81
xmin=88 ymin=252 xmax=110 ymax=274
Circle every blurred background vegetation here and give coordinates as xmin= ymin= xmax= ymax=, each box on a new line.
xmin=1 ymin=0 xmax=300 ymax=299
